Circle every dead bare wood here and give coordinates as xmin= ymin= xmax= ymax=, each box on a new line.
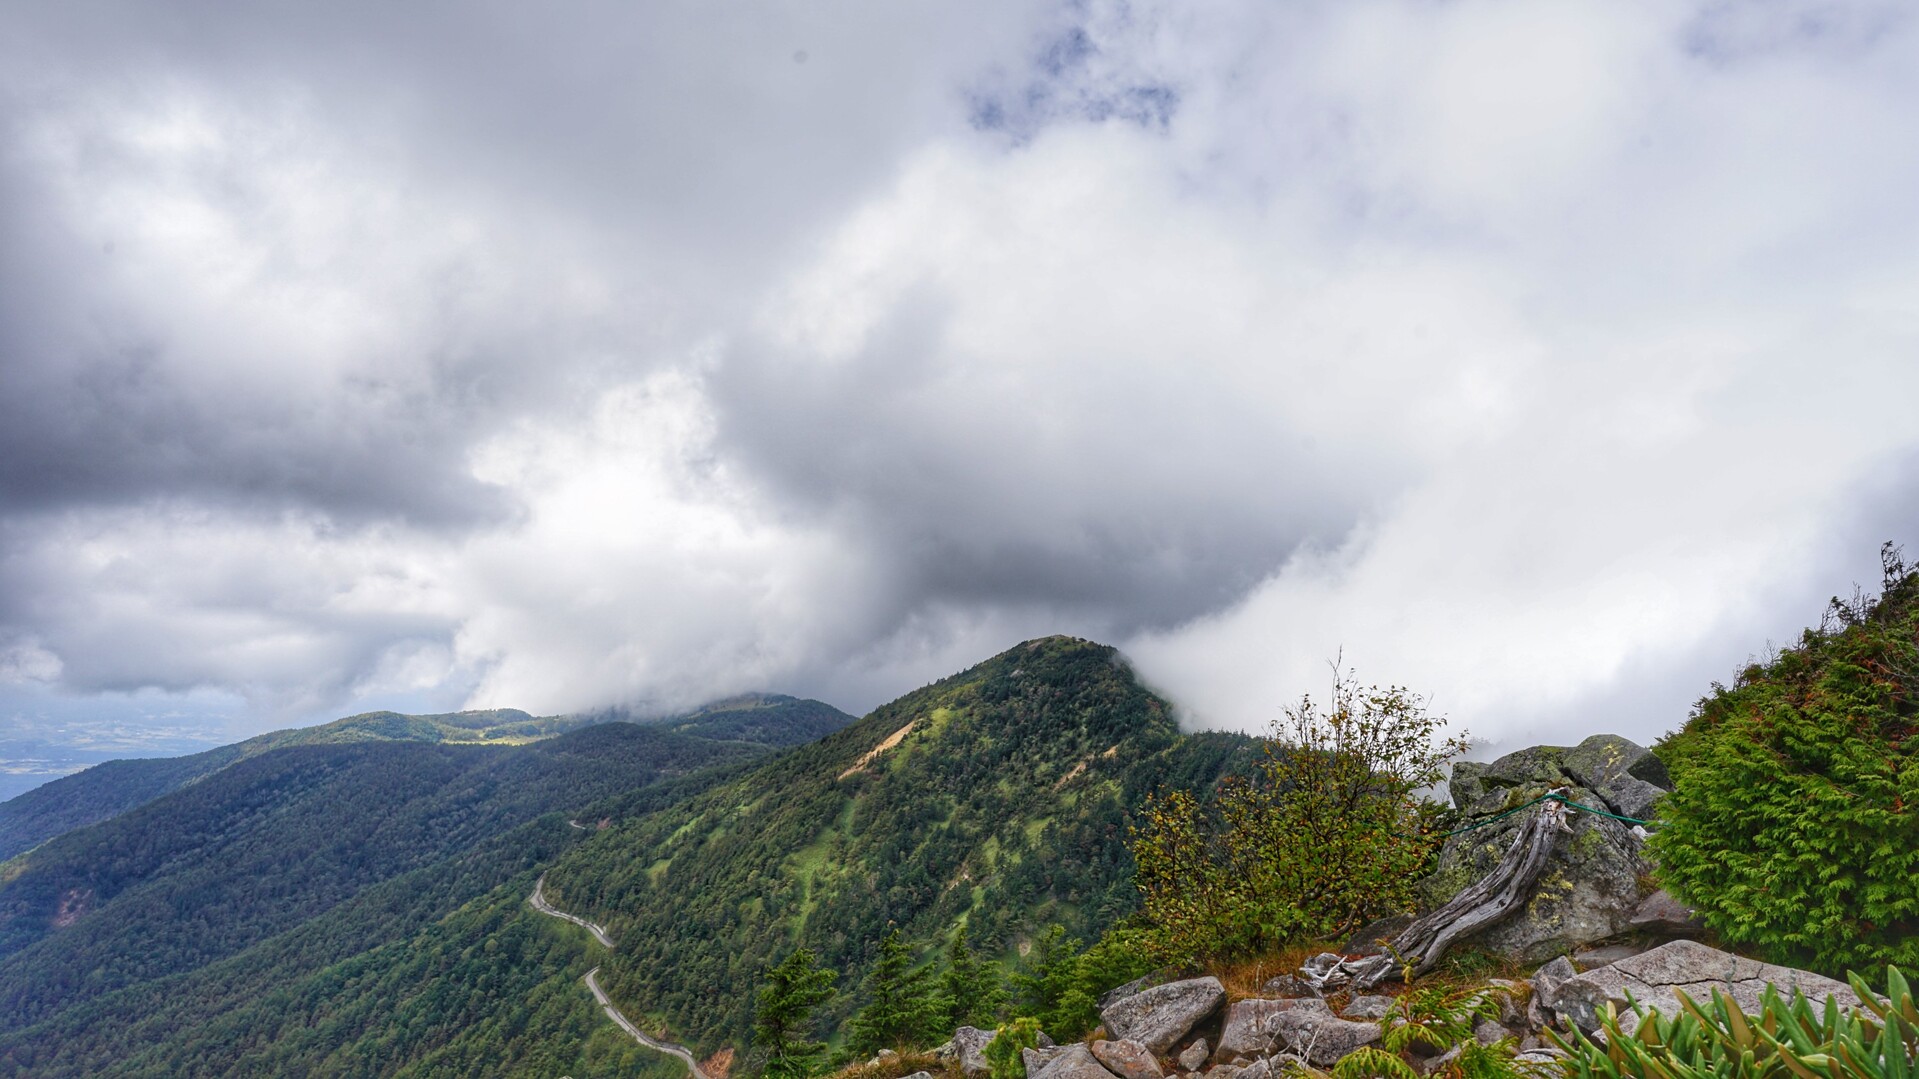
xmin=1301 ymin=790 xmax=1574 ymax=991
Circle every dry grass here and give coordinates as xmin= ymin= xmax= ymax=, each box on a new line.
xmin=1213 ymin=941 xmax=1336 ymax=999
xmin=823 ymin=1051 xmax=959 ymax=1079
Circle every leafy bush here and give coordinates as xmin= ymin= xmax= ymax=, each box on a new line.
xmin=983 ymin=1017 xmax=1040 ymax=1079
xmin=1132 ymin=672 xmax=1462 ymax=962
xmin=1551 ymin=965 xmax=1918 ymax=1079
xmin=1652 ymin=546 xmax=1919 ymax=975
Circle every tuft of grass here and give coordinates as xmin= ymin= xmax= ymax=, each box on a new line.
xmin=823 ymin=1051 xmax=959 ymax=1079
xmin=1214 ymin=941 xmax=1336 ymax=1000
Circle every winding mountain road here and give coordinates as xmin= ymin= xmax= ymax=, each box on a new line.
xmin=528 ymin=875 xmax=707 ymax=1078
xmin=586 ymin=967 xmax=711 ymax=1079
xmin=529 ymin=874 xmax=614 ymax=947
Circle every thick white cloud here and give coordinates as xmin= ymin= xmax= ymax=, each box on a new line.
xmin=4 ymin=0 xmax=1919 ymax=745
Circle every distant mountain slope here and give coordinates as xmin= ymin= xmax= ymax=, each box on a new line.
xmin=0 ymin=696 xmax=850 ymax=861
xmin=654 ymin=693 xmax=857 ymax=746
xmin=0 ymin=640 xmax=1251 ymax=1075
xmin=544 ymin=636 xmax=1257 ymax=1055
xmin=0 ymin=722 xmax=765 ymax=1032
xmin=0 ymin=707 xmax=571 ymax=862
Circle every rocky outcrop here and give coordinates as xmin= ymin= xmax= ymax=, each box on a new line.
xmin=1090 ymin=1039 xmax=1163 ymax=1079
xmin=1423 ymin=736 xmax=1665 ymax=961
xmin=1100 ymin=976 xmax=1226 ymax=1054
xmin=1216 ymin=998 xmax=1327 ymax=1061
xmin=1031 ymin=1043 xmax=1121 ymax=1079
xmin=938 ymin=1026 xmax=997 ymax=1077
xmin=1549 ymin=940 xmax=1860 ymax=1034
xmin=1269 ymin=1007 xmax=1382 ymax=1066
xmin=1561 ymin=735 xmax=1670 ymax=822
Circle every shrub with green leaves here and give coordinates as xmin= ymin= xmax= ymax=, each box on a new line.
xmin=1551 ymin=965 xmax=1918 ymax=1079
xmin=1652 ymin=547 xmax=1919 ymax=975
xmin=1132 ymin=672 xmax=1462 ymax=963
xmin=983 ymin=1017 xmax=1041 ymax=1079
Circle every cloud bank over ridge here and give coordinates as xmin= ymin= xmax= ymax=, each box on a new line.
xmin=4 ymin=1 xmax=1919 ymax=749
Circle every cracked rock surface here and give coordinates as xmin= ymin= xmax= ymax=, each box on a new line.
xmin=1553 ymin=940 xmax=1859 ymax=1033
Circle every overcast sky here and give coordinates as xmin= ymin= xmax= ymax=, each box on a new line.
xmin=4 ymin=0 xmax=1919 ymax=756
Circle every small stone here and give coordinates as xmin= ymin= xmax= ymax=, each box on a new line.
xmin=1177 ymin=1040 xmax=1210 ymax=1072
xmin=1258 ymin=974 xmax=1321 ymax=998
xmin=1483 ymin=980 xmax=1527 ymax=1027
xmin=1236 ymin=1060 xmax=1271 ymax=1079
xmin=1025 ymin=1045 xmax=1074 ymax=1075
xmin=1473 ymin=1020 xmax=1510 ymax=1045
xmin=1201 ymin=1065 xmax=1239 ymax=1079
xmin=1528 ymin=955 xmax=1578 ymax=1030
xmin=873 ymin=1049 xmax=899 ymax=1066
xmin=1415 ymin=1045 xmax=1462 ymax=1076
xmin=1341 ymin=995 xmax=1396 ymax=1020
xmin=1628 ymin=890 xmax=1706 ymax=937
xmin=1091 ymin=1039 xmax=1164 ymax=1079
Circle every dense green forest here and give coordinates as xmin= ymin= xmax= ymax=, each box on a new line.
xmin=0 ymin=646 xmax=1249 ymax=1074
xmin=0 ymin=707 xmax=582 ymax=861
xmin=543 ymin=637 xmax=1258 ymax=1056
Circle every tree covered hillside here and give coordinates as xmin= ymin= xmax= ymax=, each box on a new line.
xmin=542 ymin=636 xmax=1258 ymax=1056
xmin=0 ymin=722 xmax=765 ymax=1036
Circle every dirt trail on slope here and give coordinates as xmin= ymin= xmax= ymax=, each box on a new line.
xmin=528 ymin=875 xmax=708 ymax=1078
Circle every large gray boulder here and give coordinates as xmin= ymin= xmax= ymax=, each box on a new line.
xmin=1269 ymin=1007 xmax=1382 ymax=1066
xmin=1552 ymin=940 xmax=1861 ymax=1034
xmin=1101 ymin=976 xmax=1227 ymax=1055
xmin=1216 ymin=998 xmax=1329 ymax=1061
xmin=939 ymin=1026 xmax=998 ymax=1077
xmin=1422 ymin=738 xmax=1664 ymax=962
xmin=1090 ymin=1039 xmax=1163 ymax=1079
xmin=1562 ymin=734 xmax=1671 ymax=823
xmin=1031 ymin=1043 xmax=1121 ymax=1079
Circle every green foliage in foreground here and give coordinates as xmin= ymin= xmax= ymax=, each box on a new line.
xmin=1293 ymin=985 xmax=1527 ymax=1079
xmin=755 ymin=947 xmax=840 ymax=1079
xmin=1654 ymin=547 xmax=1919 ymax=975
xmin=1552 ymin=966 xmax=1918 ymax=1079
xmin=984 ymin=1018 xmax=1041 ymax=1079
xmin=1013 ymin=924 xmax=1157 ymax=1040
xmin=1132 ymin=673 xmax=1461 ymax=964
xmin=846 ymin=928 xmax=941 ymax=1056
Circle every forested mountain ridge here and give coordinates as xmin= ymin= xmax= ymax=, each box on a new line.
xmin=0 ymin=707 xmax=573 ymax=862
xmin=0 ymin=641 xmax=1249 ymax=1075
xmin=542 ymin=636 xmax=1258 ymax=1057
xmin=0 ymin=721 xmax=765 ymax=1040
xmin=0 ymin=696 xmax=849 ymax=862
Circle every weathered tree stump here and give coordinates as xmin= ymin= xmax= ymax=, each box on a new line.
xmin=1301 ymin=790 xmax=1573 ymax=990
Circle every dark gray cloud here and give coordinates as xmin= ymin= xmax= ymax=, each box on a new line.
xmin=2 ymin=0 xmax=1919 ymax=749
